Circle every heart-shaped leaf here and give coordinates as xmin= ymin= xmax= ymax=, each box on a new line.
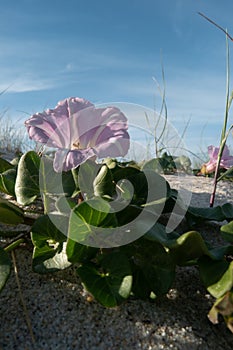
xmin=77 ymin=251 xmax=132 ymax=307
xmin=68 ymin=198 xmax=117 ymax=246
xmin=130 ymin=239 xmax=175 ymax=297
xmin=15 ymin=151 xmax=41 ymax=205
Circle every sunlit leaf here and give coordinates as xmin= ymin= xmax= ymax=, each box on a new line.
xmin=39 ymin=156 xmax=76 ymax=197
xmin=199 ymin=256 xmax=233 ymax=298
xmin=221 ymin=221 xmax=233 ymax=243
xmin=15 ymin=151 xmax=41 ymax=205
xmin=169 ymin=231 xmax=210 ymax=265
xmin=208 ymin=291 xmax=233 ymax=332
xmin=68 ymin=198 xmax=117 ymax=245
xmin=93 ymin=164 xmax=115 ymax=198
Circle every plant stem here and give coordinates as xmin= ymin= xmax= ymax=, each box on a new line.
xmin=43 ymin=193 xmax=50 ymax=214
xmin=210 ymin=36 xmax=231 ymax=207
xmin=4 ymin=238 xmax=25 ymax=252
xmin=210 ymin=171 xmax=218 ymax=207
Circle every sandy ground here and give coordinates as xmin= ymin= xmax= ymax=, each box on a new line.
xmin=0 ymin=174 xmax=233 ymax=350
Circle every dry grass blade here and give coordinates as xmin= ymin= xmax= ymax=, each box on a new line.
xmin=198 ymin=12 xmax=233 ymax=41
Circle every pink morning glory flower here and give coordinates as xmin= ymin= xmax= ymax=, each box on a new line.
xmin=25 ymin=97 xmax=130 ymax=172
xmin=201 ymin=145 xmax=233 ymax=174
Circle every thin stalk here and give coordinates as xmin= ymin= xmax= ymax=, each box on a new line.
xmin=210 ymin=37 xmax=231 ymax=207
xmin=43 ymin=193 xmax=50 ymax=214
xmin=221 ymin=35 xmax=230 ymax=142
xmin=198 ymin=12 xmax=233 ymax=207
xmin=198 ymin=12 xmax=233 ymax=41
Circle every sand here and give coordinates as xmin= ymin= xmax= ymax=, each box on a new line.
xmin=0 ymin=174 xmax=233 ymax=350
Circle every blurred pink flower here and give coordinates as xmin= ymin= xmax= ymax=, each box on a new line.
xmin=25 ymin=97 xmax=130 ymax=172
xmin=201 ymin=145 xmax=233 ymax=174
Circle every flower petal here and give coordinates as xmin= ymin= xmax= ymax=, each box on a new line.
xmin=78 ymin=107 xmax=129 ymax=153
xmin=94 ymin=131 xmax=130 ymax=158
xmin=204 ymin=145 xmax=233 ymax=173
xmin=25 ymin=97 xmax=93 ymax=148
xmin=208 ymin=145 xmax=219 ymax=161
xmin=54 ymin=148 xmax=96 ymax=172
xmin=220 ymin=156 xmax=233 ymax=169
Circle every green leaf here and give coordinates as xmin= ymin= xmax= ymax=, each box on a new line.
xmin=174 ymin=155 xmax=191 ymax=171
xmin=131 ymin=265 xmax=151 ymax=299
xmin=0 ymin=197 xmax=24 ymax=225
xmin=68 ymin=198 xmax=117 ymax=246
xmin=222 ymin=203 xmax=233 ymax=219
xmin=33 ymin=244 xmax=70 ymax=273
xmin=209 ymin=245 xmax=233 ymax=261
xmin=93 ymin=164 xmax=115 ymax=198
xmin=131 ymin=239 xmax=175 ymax=297
xmin=116 ymin=204 xmax=142 ymax=226
xmin=39 ymin=156 xmax=76 ymax=197
xmin=135 ymin=238 xmax=175 ymax=296
xmin=221 ymin=221 xmax=233 ymax=243
xmin=0 ymin=157 xmax=14 ymax=173
xmin=0 ymin=168 xmax=17 ymax=196
xmin=169 ymin=231 xmax=210 ymax=265
xmin=144 ymin=222 xmax=179 ymax=246
xmin=66 ymin=239 xmax=98 ymax=264
xmin=199 ymin=256 xmax=233 ymax=298
xmin=15 ymin=151 xmax=41 ymax=205
xmin=142 ymin=157 xmax=168 ymax=173
xmin=109 ymin=164 xmax=151 ymax=204
xmin=113 ymin=167 xmax=168 ymax=207
xmin=31 ymin=214 xmax=70 ymax=273
xmin=0 ymin=246 xmax=11 ymax=291
xmin=77 ymin=251 xmax=132 ymax=307
xmin=111 ymin=163 xmax=140 ymax=183
xmin=187 ymin=203 xmax=233 ymax=224
xmin=78 ymin=159 xmax=101 ymax=199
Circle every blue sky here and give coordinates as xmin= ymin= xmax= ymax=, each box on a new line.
xmin=0 ymin=0 xmax=233 ymax=159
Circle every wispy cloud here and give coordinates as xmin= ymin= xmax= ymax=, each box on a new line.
xmin=0 ymin=79 xmax=55 ymax=93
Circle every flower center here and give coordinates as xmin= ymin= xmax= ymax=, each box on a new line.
xmin=72 ymin=142 xmax=80 ymax=149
